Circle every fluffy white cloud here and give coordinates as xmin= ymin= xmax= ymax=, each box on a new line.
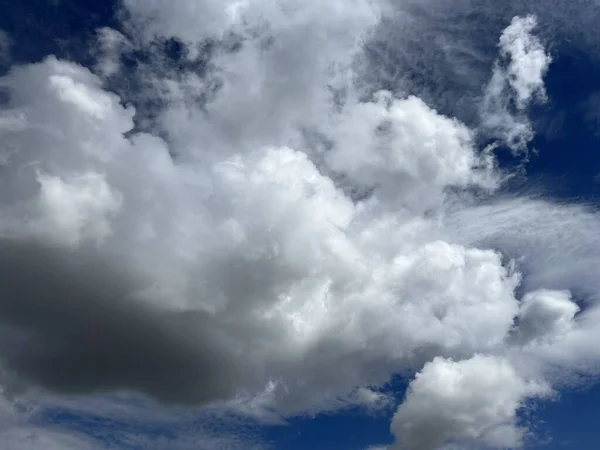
xmin=35 ymin=172 xmax=122 ymax=247
xmin=445 ymin=197 xmax=600 ymax=381
xmin=1 ymin=2 xmax=599 ymax=450
xmin=390 ymin=355 xmax=550 ymax=450
xmin=124 ymin=0 xmax=381 ymax=158
xmin=514 ymin=289 xmax=579 ymax=345
xmin=326 ymin=93 xmax=496 ymax=212
xmin=0 ymin=53 xmax=526 ymax=419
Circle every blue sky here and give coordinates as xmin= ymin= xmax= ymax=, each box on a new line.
xmin=1 ymin=1 xmax=600 ymax=449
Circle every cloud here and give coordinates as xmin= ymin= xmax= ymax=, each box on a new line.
xmin=1 ymin=2 xmax=600 ymax=449
xmin=118 ymin=0 xmax=381 ymax=153
xmin=0 ymin=387 xmax=267 ymax=450
xmin=0 ymin=51 xmax=520 ymax=417
xmin=0 ymin=427 xmax=103 ymax=450
xmin=513 ymin=289 xmax=579 ymax=345
xmin=445 ymin=198 xmax=600 ymax=298
xmin=325 ymin=92 xmax=496 ymax=212
xmin=480 ymin=15 xmax=551 ymax=151
xmin=0 ymin=383 xmax=104 ymax=450
xmin=35 ymin=172 xmax=122 ymax=247
xmin=92 ymin=27 xmax=131 ymax=78
xmin=498 ymin=15 xmax=551 ymax=109
xmin=390 ymin=355 xmax=550 ymax=450
xmin=359 ymin=0 xmax=562 ymax=124
xmin=122 ymin=0 xmax=247 ymax=45
xmin=0 ymin=238 xmax=238 ymax=405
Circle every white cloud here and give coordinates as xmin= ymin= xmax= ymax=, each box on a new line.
xmin=445 ymin=198 xmax=600 ymax=298
xmin=0 ymin=54 xmax=525 ymax=419
xmin=0 ymin=3 xmax=599 ymax=450
xmin=35 ymin=172 xmax=122 ymax=247
xmin=326 ymin=93 xmax=496 ymax=212
xmin=390 ymin=355 xmax=550 ymax=450
xmin=93 ymin=28 xmax=131 ymax=78
xmin=480 ymin=15 xmax=551 ymax=151
xmin=122 ymin=0 xmax=247 ymax=45
xmin=514 ymin=289 xmax=579 ymax=345
xmin=499 ymin=15 xmax=551 ymax=110
xmin=445 ymin=197 xmax=600 ymax=381
xmin=120 ymin=0 xmax=381 ymax=158
xmin=481 ymin=67 xmax=535 ymax=151
xmin=0 ymin=380 xmax=102 ymax=450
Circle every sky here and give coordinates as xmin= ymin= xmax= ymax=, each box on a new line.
xmin=1 ymin=1 xmax=600 ymax=449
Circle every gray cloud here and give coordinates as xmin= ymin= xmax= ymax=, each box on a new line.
xmin=0 ymin=237 xmax=237 ymax=405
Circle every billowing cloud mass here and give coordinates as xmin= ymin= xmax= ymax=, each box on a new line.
xmin=391 ymin=355 xmax=550 ymax=450
xmin=1 ymin=0 xmax=600 ymax=449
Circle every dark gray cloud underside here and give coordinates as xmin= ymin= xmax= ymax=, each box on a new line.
xmin=0 ymin=238 xmax=236 ymax=405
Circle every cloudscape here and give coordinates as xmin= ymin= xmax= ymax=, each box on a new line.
xmin=1 ymin=1 xmax=600 ymax=449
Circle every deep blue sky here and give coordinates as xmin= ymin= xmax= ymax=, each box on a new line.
xmin=2 ymin=1 xmax=600 ymax=449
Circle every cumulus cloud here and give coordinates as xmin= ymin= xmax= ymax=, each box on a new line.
xmin=35 ymin=172 xmax=122 ymax=247
xmin=120 ymin=0 xmax=381 ymax=155
xmin=390 ymin=355 xmax=550 ymax=450
xmin=1 ymin=2 xmax=600 ymax=450
xmin=325 ymin=92 xmax=497 ymax=212
xmin=513 ymin=289 xmax=579 ymax=345
xmin=0 ymin=48 xmax=521 ymax=416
